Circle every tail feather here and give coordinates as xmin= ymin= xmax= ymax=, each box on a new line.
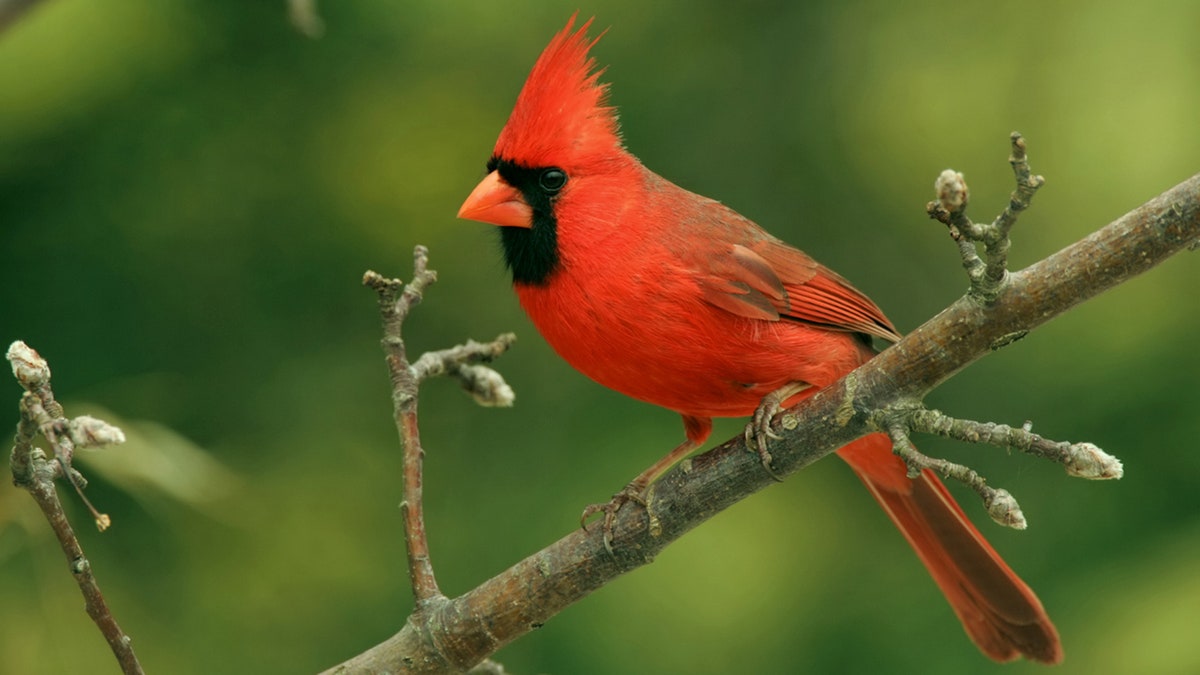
xmin=838 ymin=434 xmax=1063 ymax=664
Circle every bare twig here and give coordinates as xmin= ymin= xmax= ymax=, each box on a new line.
xmin=20 ymin=394 xmax=111 ymax=531
xmin=928 ymin=132 xmax=1046 ymax=301
xmin=886 ymin=136 xmax=1119 ymax=519
xmin=363 ymin=250 xmax=444 ymax=607
xmin=907 ymin=408 xmax=1123 ymax=480
xmin=412 ymin=336 xmax=517 ymax=407
xmin=885 ymin=421 xmax=1027 ymax=528
xmin=361 ymin=247 xmax=516 ymax=612
xmin=7 ymin=340 xmax=107 ymax=524
xmin=7 ymin=342 xmax=144 ymax=675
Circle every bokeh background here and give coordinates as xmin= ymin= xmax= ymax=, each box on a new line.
xmin=3 ymin=1 xmax=1199 ymax=673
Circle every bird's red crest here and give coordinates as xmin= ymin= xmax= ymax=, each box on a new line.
xmin=493 ymin=15 xmax=622 ymax=167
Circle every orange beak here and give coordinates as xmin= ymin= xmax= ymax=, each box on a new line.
xmin=457 ymin=171 xmax=533 ymax=228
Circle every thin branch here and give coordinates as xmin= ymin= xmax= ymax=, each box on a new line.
xmin=362 ymin=248 xmax=517 ymax=612
xmin=906 ymin=408 xmax=1123 ymax=480
xmin=7 ymin=342 xmax=144 ymax=675
xmin=862 ymin=137 xmax=1122 ymax=521
xmin=885 ymin=420 xmax=1027 ymax=529
xmin=412 ymin=336 xmax=517 ymax=407
xmin=997 ymin=133 xmax=1046 ymax=238
xmin=20 ymin=394 xmax=112 ymax=530
xmin=363 ymin=251 xmax=444 ymax=607
xmin=928 ymin=132 xmax=1046 ymax=301
xmin=982 ymin=132 xmax=1045 ymax=290
xmin=7 ymin=338 xmax=111 ymax=526
xmin=330 ymin=148 xmax=1200 ymax=672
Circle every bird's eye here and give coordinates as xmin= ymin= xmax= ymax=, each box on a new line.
xmin=538 ymin=168 xmax=567 ymax=194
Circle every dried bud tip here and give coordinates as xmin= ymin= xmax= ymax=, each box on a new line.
xmin=985 ymin=488 xmax=1027 ymax=530
xmin=935 ymin=169 xmax=969 ymax=213
xmin=95 ymin=514 xmax=112 ymax=532
xmin=7 ymin=341 xmax=51 ymax=387
xmin=458 ymin=365 xmax=515 ymax=408
xmin=70 ymin=416 xmax=127 ymax=449
xmin=362 ymin=270 xmax=403 ymax=291
xmin=1064 ymin=442 xmax=1123 ymax=480
xmin=1010 ymin=131 xmax=1027 ymax=153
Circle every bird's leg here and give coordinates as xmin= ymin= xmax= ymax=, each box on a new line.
xmin=581 ymin=437 xmax=700 ymax=554
xmin=745 ymin=381 xmax=809 ymax=481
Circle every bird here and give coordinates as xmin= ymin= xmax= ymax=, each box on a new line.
xmin=457 ymin=15 xmax=1062 ymax=664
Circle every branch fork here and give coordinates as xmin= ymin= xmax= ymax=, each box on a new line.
xmin=362 ymin=247 xmax=517 ymax=611
xmin=880 ymin=133 xmax=1120 ymax=530
xmin=873 ymin=403 xmax=1122 ymax=530
xmin=928 ymin=132 xmax=1046 ymax=302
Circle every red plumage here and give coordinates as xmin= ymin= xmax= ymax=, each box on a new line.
xmin=459 ymin=15 xmax=1061 ymax=663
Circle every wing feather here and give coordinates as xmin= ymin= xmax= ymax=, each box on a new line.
xmin=693 ymin=230 xmax=900 ymax=342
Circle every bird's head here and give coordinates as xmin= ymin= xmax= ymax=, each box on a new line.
xmin=458 ymin=15 xmax=634 ymax=284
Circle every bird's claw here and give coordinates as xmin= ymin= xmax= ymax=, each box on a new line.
xmin=745 ymin=396 xmax=786 ymax=483
xmin=580 ymin=484 xmax=648 ymax=555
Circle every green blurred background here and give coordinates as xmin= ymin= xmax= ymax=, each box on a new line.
xmin=2 ymin=1 xmax=1199 ymax=673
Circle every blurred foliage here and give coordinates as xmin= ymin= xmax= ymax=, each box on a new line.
xmin=2 ymin=1 xmax=1199 ymax=673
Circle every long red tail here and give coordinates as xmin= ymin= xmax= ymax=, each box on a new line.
xmin=837 ymin=433 xmax=1063 ymax=664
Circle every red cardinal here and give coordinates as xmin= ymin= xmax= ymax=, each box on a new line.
xmin=458 ymin=16 xmax=1061 ymax=664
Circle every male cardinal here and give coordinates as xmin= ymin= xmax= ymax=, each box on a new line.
xmin=458 ymin=16 xmax=1061 ymax=664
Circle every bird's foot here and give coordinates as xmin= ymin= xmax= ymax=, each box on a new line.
xmin=745 ymin=384 xmax=808 ymax=482
xmin=580 ymin=483 xmax=648 ymax=555
xmin=744 ymin=409 xmax=784 ymax=483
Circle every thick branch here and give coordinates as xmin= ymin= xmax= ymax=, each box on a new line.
xmin=331 ymin=170 xmax=1200 ymax=673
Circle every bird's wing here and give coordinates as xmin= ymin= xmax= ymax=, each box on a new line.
xmin=689 ymin=220 xmax=900 ymax=342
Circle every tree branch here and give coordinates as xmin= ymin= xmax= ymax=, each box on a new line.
xmin=877 ymin=136 xmax=1121 ymax=521
xmin=327 ymin=144 xmax=1199 ymax=672
xmin=884 ymin=419 xmax=1027 ymax=529
xmin=7 ymin=342 xmax=144 ymax=675
xmin=928 ymin=132 xmax=1047 ymax=301
xmin=363 ymin=250 xmax=446 ymax=607
xmin=363 ymin=249 xmax=516 ymax=613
